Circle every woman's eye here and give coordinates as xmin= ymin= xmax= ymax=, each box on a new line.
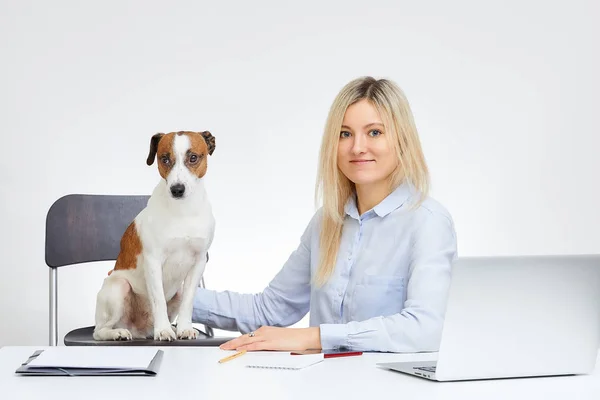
xmin=340 ymin=131 xmax=351 ymax=138
xmin=369 ymin=129 xmax=382 ymax=137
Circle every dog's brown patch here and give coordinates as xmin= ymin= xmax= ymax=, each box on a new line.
xmin=113 ymin=221 xmax=142 ymax=271
xmin=122 ymin=290 xmax=152 ymax=335
xmin=119 ymin=289 xmax=182 ymax=337
xmin=183 ymin=131 xmax=211 ymax=178
xmin=146 ymin=132 xmax=176 ymax=179
xmin=155 ymin=133 xmax=176 ymax=179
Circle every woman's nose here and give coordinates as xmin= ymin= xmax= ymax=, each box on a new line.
xmin=351 ymin=134 xmax=366 ymax=154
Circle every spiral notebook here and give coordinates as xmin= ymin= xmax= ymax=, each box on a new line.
xmin=244 ymin=353 xmax=324 ymax=370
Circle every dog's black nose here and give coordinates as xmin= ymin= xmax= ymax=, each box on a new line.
xmin=170 ymin=184 xmax=186 ymax=198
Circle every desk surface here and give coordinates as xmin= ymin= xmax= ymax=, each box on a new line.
xmin=1 ymin=346 xmax=599 ymax=400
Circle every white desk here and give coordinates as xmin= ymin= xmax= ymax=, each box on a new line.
xmin=1 ymin=346 xmax=599 ymax=400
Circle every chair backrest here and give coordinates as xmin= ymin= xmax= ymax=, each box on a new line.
xmin=45 ymin=194 xmax=150 ymax=268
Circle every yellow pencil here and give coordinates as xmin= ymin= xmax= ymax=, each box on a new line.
xmin=218 ymin=350 xmax=247 ymax=364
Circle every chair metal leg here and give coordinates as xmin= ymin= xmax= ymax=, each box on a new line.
xmin=49 ymin=268 xmax=58 ymax=346
xmin=205 ymin=324 xmax=214 ymax=338
xmin=200 ymin=275 xmax=214 ymax=338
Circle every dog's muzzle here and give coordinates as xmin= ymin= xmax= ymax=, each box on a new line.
xmin=170 ymin=183 xmax=186 ymax=198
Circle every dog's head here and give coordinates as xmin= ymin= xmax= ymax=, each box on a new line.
xmin=146 ymin=130 xmax=216 ymax=200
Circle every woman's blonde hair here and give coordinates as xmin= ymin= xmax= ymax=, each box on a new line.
xmin=314 ymin=76 xmax=430 ymax=286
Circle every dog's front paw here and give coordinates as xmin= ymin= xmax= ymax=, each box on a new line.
xmin=114 ymin=329 xmax=133 ymax=341
xmin=94 ymin=328 xmax=132 ymax=341
xmin=177 ymin=325 xmax=198 ymax=340
xmin=154 ymin=325 xmax=177 ymax=341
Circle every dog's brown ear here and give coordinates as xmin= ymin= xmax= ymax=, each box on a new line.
xmin=200 ymin=131 xmax=216 ymax=155
xmin=147 ymin=133 xmax=164 ymax=165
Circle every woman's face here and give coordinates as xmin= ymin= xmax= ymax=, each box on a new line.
xmin=337 ymin=99 xmax=397 ymax=190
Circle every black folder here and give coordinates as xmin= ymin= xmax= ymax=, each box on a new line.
xmin=15 ymin=349 xmax=164 ymax=376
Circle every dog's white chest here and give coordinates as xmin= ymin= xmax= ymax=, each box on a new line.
xmin=160 ymin=228 xmax=210 ymax=297
xmin=161 ymin=211 xmax=212 ymax=259
xmin=165 ymin=236 xmax=206 ymax=253
xmin=163 ymin=235 xmax=207 ymax=267
xmin=160 ymin=221 xmax=211 ymax=247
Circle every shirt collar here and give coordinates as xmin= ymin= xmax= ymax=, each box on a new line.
xmin=344 ymin=181 xmax=415 ymax=219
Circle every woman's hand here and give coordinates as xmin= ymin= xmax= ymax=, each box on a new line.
xmin=219 ymin=326 xmax=322 ymax=352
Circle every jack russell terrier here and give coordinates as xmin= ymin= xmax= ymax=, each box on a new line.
xmin=93 ymin=130 xmax=216 ymax=341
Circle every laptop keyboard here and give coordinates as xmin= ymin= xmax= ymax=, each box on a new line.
xmin=414 ymin=366 xmax=436 ymax=373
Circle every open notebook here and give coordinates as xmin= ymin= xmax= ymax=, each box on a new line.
xmin=15 ymin=347 xmax=163 ymax=376
xmin=243 ymin=353 xmax=324 ymax=370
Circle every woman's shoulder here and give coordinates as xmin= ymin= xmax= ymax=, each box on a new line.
xmin=296 ymin=207 xmax=325 ymax=241
xmin=307 ymin=207 xmax=325 ymax=228
xmin=406 ymin=192 xmax=455 ymax=232
xmin=415 ymin=194 xmax=453 ymax=219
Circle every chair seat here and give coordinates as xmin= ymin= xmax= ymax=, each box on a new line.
xmin=64 ymin=326 xmax=231 ymax=347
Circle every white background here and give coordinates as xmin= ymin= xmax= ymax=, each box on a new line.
xmin=0 ymin=0 xmax=598 ymax=346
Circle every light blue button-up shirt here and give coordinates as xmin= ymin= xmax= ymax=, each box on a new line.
xmin=193 ymin=182 xmax=457 ymax=352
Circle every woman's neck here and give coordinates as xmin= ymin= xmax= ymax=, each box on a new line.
xmin=355 ymin=182 xmax=392 ymax=216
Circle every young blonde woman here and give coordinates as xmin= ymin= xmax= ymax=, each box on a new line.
xmin=193 ymin=76 xmax=458 ymax=353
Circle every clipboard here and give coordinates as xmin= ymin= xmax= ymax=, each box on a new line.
xmin=15 ymin=349 xmax=164 ymax=376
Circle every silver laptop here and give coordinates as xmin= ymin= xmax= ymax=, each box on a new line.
xmin=377 ymin=254 xmax=600 ymax=381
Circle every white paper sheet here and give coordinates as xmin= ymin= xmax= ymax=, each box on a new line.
xmin=27 ymin=347 xmax=158 ymax=369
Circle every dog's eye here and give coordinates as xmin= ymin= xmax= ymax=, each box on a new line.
xmin=161 ymin=156 xmax=170 ymax=165
xmin=189 ymin=154 xmax=199 ymax=164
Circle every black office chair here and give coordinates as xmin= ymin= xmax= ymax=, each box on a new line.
xmin=45 ymin=193 xmax=230 ymax=347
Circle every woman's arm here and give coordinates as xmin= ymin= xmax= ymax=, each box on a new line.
xmin=192 ymin=211 xmax=319 ymax=333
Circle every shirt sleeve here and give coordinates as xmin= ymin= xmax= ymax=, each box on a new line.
xmin=319 ymin=209 xmax=457 ymax=352
xmin=192 ymin=211 xmax=319 ymax=334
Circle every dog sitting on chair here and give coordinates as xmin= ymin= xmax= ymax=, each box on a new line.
xmin=93 ymin=130 xmax=216 ymax=341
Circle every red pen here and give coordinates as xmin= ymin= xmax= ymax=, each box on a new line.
xmin=322 ymin=350 xmax=363 ymax=358
xmin=290 ymin=349 xmax=363 ymax=358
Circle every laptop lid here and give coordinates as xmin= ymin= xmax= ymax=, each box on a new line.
xmin=435 ymin=254 xmax=600 ymax=381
